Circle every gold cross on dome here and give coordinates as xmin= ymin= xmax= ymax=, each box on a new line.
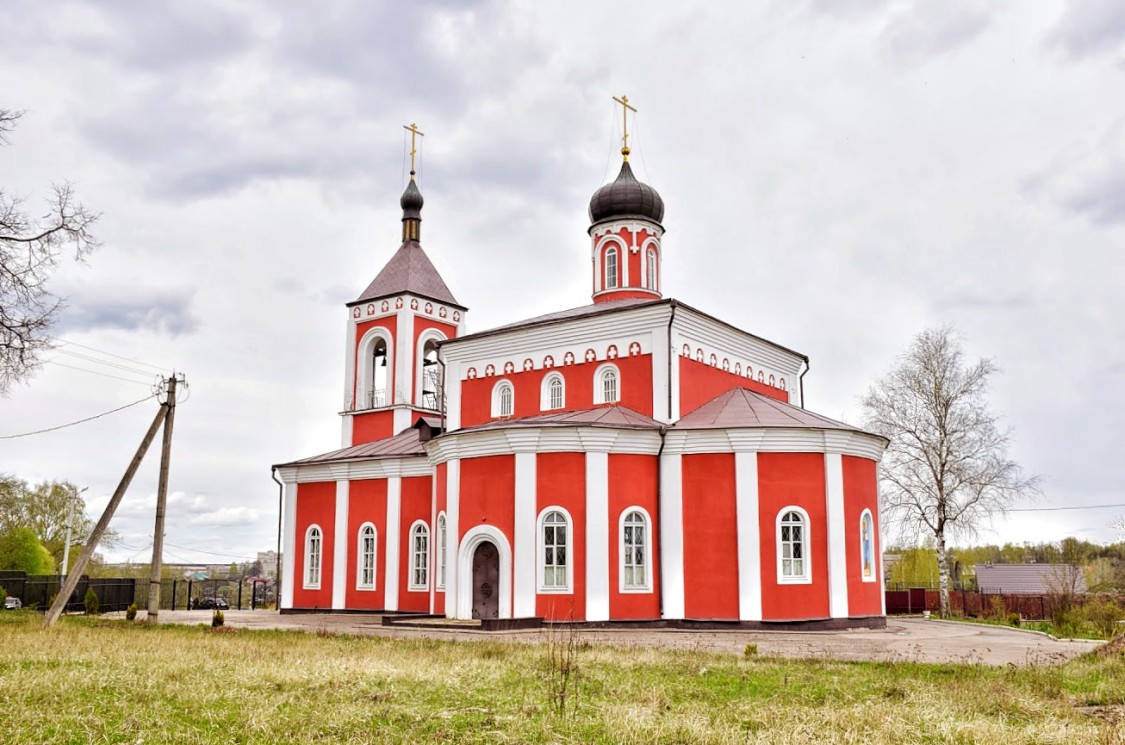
xmin=403 ymin=122 xmax=425 ymax=177
xmin=612 ymin=95 xmax=637 ymax=161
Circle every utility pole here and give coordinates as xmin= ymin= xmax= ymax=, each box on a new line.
xmin=147 ymin=374 xmax=181 ymax=624
xmin=59 ymin=485 xmax=87 ymax=587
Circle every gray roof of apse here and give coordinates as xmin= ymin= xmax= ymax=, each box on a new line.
xmin=446 ymin=405 xmax=664 ymax=436
xmin=673 ymin=388 xmax=882 ymax=440
xmin=352 ymin=241 xmax=462 ymax=308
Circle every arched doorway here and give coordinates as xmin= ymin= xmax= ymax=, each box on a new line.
xmin=471 ymin=541 xmax=500 ymax=619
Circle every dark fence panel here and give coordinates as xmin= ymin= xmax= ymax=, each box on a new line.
xmin=885 ymin=589 xmax=1123 ymax=620
xmin=3 ymin=571 xmax=276 ymax=613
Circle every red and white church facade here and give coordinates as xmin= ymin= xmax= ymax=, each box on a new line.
xmin=274 ymin=141 xmax=888 ymax=627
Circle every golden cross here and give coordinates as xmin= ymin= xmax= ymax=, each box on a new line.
xmin=403 ymin=122 xmax=425 ymax=177
xmin=612 ymin=95 xmax=637 ymax=161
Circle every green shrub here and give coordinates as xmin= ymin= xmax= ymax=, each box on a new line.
xmin=1080 ymin=598 xmax=1125 ymax=639
xmin=0 ymin=584 xmax=6 ymax=599
xmin=988 ymin=596 xmax=1007 ymax=621
xmin=212 ymin=609 xmax=224 ymax=628
xmin=743 ymin=643 xmax=758 ymax=657
xmin=83 ymin=587 xmax=99 ymax=615
xmin=1006 ymin=612 xmax=1021 ymax=627
xmin=125 ymin=603 xmax=138 ymax=621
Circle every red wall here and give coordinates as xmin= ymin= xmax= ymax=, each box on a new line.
xmin=843 ymin=456 xmax=883 ymax=617
xmin=351 ymin=410 xmax=395 ymax=445
xmin=292 ymin=481 xmax=335 ymax=609
xmin=681 ymin=453 xmax=740 ymax=620
xmin=344 ymin=479 xmax=387 ymax=610
xmin=353 ymin=317 xmax=396 ymax=407
xmin=536 ymin=453 xmax=586 ymax=621
xmin=679 ymin=357 xmax=788 ymax=415
xmin=608 ymin=454 xmax=660 ymax=620
xmin=434 ymin=463 xmax=447 ymax=615
xmin=460 ymin=354 xmax=654 ymax=427
xmin=396 ymin=475 xmax=433 ymax=611
xmin=757 ymin=453 xmax=830 ymax=621
xmin=459 ymin=455 xmax=515 ymax=616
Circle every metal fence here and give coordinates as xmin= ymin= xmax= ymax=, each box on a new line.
xmin=885 ymin=588 xmax=1123 ymax=619
xmin=1 ymin=571 xmax=274 ymax=613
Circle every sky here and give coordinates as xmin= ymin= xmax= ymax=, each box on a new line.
xmin=2 ymin=0 xmax=1124 ymax=565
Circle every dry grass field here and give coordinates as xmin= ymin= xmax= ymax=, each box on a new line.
xmin=1 ymin=612 xmax=1122 ymax=744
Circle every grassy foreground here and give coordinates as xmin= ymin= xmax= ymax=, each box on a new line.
xmin=0 ymin=613 xmax=1122 ymax=744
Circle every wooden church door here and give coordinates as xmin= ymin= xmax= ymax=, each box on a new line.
xmin=471 ymin=541 xmax=500 ymax=619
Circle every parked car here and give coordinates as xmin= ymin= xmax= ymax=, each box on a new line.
xmin=191 ymin=597 xmax=229 ymax=610
xmin=3 ymin=596 xmax=21 ymax=610
xmin=212 ymin=598 xmax=229 ymax=610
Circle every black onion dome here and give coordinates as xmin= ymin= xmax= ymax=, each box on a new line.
xmin=400 ymin=176 xmax=424 ymax=219
xmin=588 ymin=161 xmax=664 ymax=224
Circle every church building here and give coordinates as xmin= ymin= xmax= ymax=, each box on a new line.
xmin=274 ymin=113 xmax=888 ymax=627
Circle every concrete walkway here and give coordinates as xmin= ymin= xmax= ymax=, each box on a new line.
xmin=135 ymin=610 xmax=1103 ymax=667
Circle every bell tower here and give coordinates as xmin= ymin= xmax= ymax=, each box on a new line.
xmin=588 ymin=96 xmax=665 ymax=304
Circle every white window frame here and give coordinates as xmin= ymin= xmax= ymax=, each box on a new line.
xmin=645 ymin=247 xmax=657 ymax=291
xmin=437 ymin=512 xmax=447 ymax=590
xmin=860 ymin=509 xmax=876 ymax=583
xmin=303 ymin=524 xmax=322 ymax=589
xmin=776 ymin=507 xmax=811 ymax=584
xmin=605 ymin=246 xmax=619 ymax=289
xmin=540 ymin=372 xmax=565 ymax=411
xmin=593 ymin=363 xmax=620 ymax=405
xmin=356 ymin=326 xmax=394 ymax=410
xmin=356 ymin=522 xmax=377 ymax=591
xmin=536 ymin=507 xmax=573 ymax=593
xmin=408 ymin=520 xmax=430 ymax=591
xmin=619 ymin=507 xmax=653 ymax=593
xmin=491 ymin=380 xmax=514 ymax=418
xmin=415 ymin=329 xmax=448 ymax=410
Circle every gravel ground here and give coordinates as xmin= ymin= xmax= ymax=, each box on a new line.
xmin=126 ymin=610 xmax=1103 ymax=666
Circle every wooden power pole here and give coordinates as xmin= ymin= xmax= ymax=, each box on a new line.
xmin=147 ymin=374 xmax=179 ymax=623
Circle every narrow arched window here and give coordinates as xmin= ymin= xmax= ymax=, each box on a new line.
xmin=369 ymin=337 xmax=388 ymax=408
xmin=492 ymin=381 xmax=514 ymax=418
xmin=860 ymin=510 xmax=875 ymax=582
xmin=541 ymin=373 xmax=565 ymax=411
xmin=304 ymin=525 xmax=322 ymax=589
xmin=421 ymin=339 xmax=442 ymax=410
xmin=437 ymin=513 xmax=447 ymax=589
xmin=646 ymin=248 xmax=657 ymax=291
xmin=595 ymin=364 xmax=620 ymax=405
xmin=408 ymin=521 xmax=429 ymax=590
xmin=539 ymin=509 xmax=570 ymax=591
xmin=357 ymin=524 xmax=376 ymax=590
xmin=621 ymin=509 xmax=651 ymax=591
xmin=605 ymin=247 xmax=618 ymax=289
xmin=778 ymin=509 xmax=810 ymax=583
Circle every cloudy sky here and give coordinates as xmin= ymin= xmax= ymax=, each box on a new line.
xmin=2 ymin=0 xmax=1124 ymax=565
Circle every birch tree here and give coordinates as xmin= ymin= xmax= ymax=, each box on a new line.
xmin=861 ymin=326 xmax=1039 ymax=618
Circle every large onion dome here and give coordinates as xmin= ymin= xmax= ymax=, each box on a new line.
xmin=588 ymin=160 xmax=664 ymax=225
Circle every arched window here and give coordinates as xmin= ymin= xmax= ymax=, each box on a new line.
xmin=620 ymin=508 xmax=652 ymax=592
xmin=538 ymin=508 xmax=571 ymax=591
xmin=419 ymin=337 xmax=443 ymax=410
xmin=492 ymin=380 xmax=514 ymax=418
xmin=646 ymin=247 xmax=657 ymax=291
xmin=357 ymin=523 xmax=377 ymax=590
xmin=605 ymin=247 xmax=618 ymax=289
xmin=408 ymin=521 xmax=429 ymax=591
xmin=860 ymin=509 xmax=875 ymax=582
xmin=358 ymin=330 xmax=393 ymax=410
xmin=594 ymin=364 xmax=620 ymax=405
xmin=541 ymin=373 xmax=565 ymax=411
xmin=777 ymin=508 xmax=811 ymax=583
xmin=437 ymin=513 xmax=447 ymax=590
xmin=304 ymin=525 xmax=322 ymax=589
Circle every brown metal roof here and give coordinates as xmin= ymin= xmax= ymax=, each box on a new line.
xmin=353 ymin=240 xmax=462 ymax=307
xmin=975 ymin=564 xmax=1087 ymax=595
xmin=276 ymin=427 xmax=428 ymax=467
xmin=447 ymin=405 xmax=664 ymax=436
xmin=673 ymin=387 xmax=874 ymax=435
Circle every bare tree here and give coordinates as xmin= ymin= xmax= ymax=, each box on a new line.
xmin=861 ymin=326 xmax=1040 ymax=618
xmin=0 ymin=109 xmax=99 ymax=395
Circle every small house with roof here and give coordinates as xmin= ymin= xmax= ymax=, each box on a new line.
xmin=273 ymin=114 xmax=888 ymax=627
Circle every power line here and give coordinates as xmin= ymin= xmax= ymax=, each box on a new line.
xmin=52 ymin=347 xmax=159 ymax=378
xmin=163 ymin=541 xmax=256 ymax=561
xmin=49 ymin=335 xmax=171 ymax=373
xmin=45 ymin=360 xmax=153 ymax=386
xmin=1008 ymin=503 xmax=1125 ymax=513
xmin=0 ymin=393 xmax=157 ymax=439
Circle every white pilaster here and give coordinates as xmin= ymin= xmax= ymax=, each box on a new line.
xmin=585 ymin=451 xmax=610 ymax=621
xmin=281 ymin=481 xmax=297 ymax=609
xmin=825 ymin=453 xmax=849 ymax=618
xmin=384 ymin=476 xmax=402 ymax=611
xmin=668 ymin=331 xmax=682 ymax=421
xmin=659 ymin=452 xmax=684 ymax=619
xmin=734 ymin=452 xmax=762 ymax=621
xmin=343 ymin=315 xmax=357 ymax=414
xmin=396 ymin=308 xmax=416 ymax=405
xmin=444 ymin=360 xmax=462 ymax=431
xmin=513 ymin=452 xmax=537 ymax=618
xmin=332 ymin=480 xmax=349 ymax=609
xmin=651 ymin=327 xmax=671 ymax=424
xmin=392 ymin=406 xmax=413 ymax=434
xmin=445 ymin=461 xmax=460 ymax=618
xmin=340 ymin=415 xmax=353 ymax=448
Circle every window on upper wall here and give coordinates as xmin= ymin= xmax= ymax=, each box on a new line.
xmin=492 ymin=380 xmax=514 ymax=418
xmin=777 ymin=508 xmax=810 ymax=583
xmin=408 ymin=521 xmax=429 ymax=590
xmin=420 ymin=338 xmax=442 ymax=411
xmin=621 ymin=508 xmax=652 ymax=592
xmin=541 ymin=373 xmax=565 ymax=411
xmin=605 ymin=247 xmax=619 ymax=289
xmin=357 ymin=523 xmax=376 ymax=590
xmin=860 ymin=509 xmax=876 ymax=583
xmin=437 ymin=513 xmax=447 ymax=590
xmin=594 ymin=364 xmax=620 ymax=405
xmin=304 ymin=525 xmax=322 ymax=589
xmin=646 ymin=247 xmax=657 ymax=291
xmin=367 ymin=336 xmax=390 ymax=409
xmin=539 ymin=509 xmax=571 ymax=592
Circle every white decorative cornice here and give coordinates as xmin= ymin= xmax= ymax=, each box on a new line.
xmin=426 ymin=425 xmax=663 ymax=462
xmin=276 ymin=456 xmax=433 ymax=484
xmin=663 ymin=428 xmax=886 ymax=461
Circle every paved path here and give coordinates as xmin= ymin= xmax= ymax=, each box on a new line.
xmin=135 ymin=611 xmax=1102 ymax=666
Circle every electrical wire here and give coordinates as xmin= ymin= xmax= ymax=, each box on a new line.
xmin=163 ymin=540 xmax=256 ymax=561
xmin=0 ymin=392 xmax=158 ymax=439
xmin=49 ymin=335 xmax=171 ymax=373
xmin=1007 ymin=503 xmax=1125 ymax=513
xmin=44 ymin=360 xmax=153 ymax=386
xmin=52 ymin=347 xmax=160 ymax=378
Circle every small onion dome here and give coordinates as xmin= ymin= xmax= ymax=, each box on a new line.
xmin=400 ymin=175 xmax=424 ymax=220
xmin=588 ymin=160 xmax=664 ymax=225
